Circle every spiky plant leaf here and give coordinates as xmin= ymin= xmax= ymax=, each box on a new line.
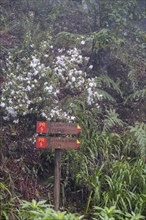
xmin=125 ymin=88 xmax=146 ymax=102
xmin=129 ymin=122 xmax=146 ymax=155
xmin=103 ymin=109 xmax=124 ymax=132
xmin=95 ymin=75 xmax=122 ymax=96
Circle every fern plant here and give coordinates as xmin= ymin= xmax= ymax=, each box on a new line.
xmin=95 ymin=75 xmax=122 ymax=96
xmin=125 ymin=88 xmax=146 ymax=103
xmin=129 ymin=122 xmax=146 ymax=156
xmin=86 ymin=29 xmax=114 ymax=51
xmin=103 ymin=109 xmax=124 ymax=132
xmin=54 ymin=31 xmax=83 ymax=48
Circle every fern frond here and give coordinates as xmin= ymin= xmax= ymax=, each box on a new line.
xmin=129 ymin=122 xmax=146 ymax=155
xmin=128 ymin=69 xmax=138 ymax=90
xmin=125 ymin=88 xmax=146 ymax=102
xmin=103 ymin=109 xmax=124 ymax=132
xmin=96 ymin=88 xmax=116 ymax=102
xmin=54 ymin=31 xmax=82 ymax=47
xmin=95 ymin=75 xmax=122 ymax=96
xmin=91 ymin=29 xmax=113 ymax=49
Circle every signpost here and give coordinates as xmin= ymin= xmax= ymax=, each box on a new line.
xmin=36 ymin=121 xmax=81 ymax=211
xmin=36 ymin=121 xmax=81 ymax=134
xmin=36 ymin=137 xmax=80 ymax=150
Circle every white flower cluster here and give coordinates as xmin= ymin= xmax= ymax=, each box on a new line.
xmin=53 ymin=48 xmax=88 ymax=91
xmin=1 ymin=53 xmax=57 ymax=121
xmin=1 ymin=44 xmax=103 ymax=123
xmin=41 ymin=106 xmax=75 ymax=122
xmin=86 ymin=78 xmax=103 ymax=107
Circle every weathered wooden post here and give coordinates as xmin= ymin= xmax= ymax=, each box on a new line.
xmin=54 ymin=149 xmax=61 ymax=211
xmin=36 ymin=121 xmax=81 ymax=211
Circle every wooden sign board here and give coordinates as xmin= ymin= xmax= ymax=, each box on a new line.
xmin=36 ymin=137 xmax=80 ymax=150
xmin=36 ymin=121 xmax=81 ymax=134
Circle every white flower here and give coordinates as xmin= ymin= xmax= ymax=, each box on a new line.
xmin=41 ymin=112 xmax=47 ymax=118
xmin=87 ymin=87 xmax=92 ymax=93
xmin=71 ymin=77 xmax=76 ymax=82
xmin=70 ymin=116 xmax=75 ymax=120
xmin=27 ymin=100 xmax=31 ymax=105
xmin=3 ymin=116 xmax=10 ymax=121
xmin=78 ymin=70 xmax=83 ymax=74
xmin=13 ymin=119 xmax=19 ymax=124
xmin=45 ymin=86 xmax=53 ymax=93
xmin=6 ymin=107 xmax=17 ymax=117
xmin=1 ymin=97 xmax=5 ymax=101
xmin=89 ymin=82 xmax=94 ymax=87
xmin=8 ymin=99 xmax=12 ymax=104
xmin=81 ymin=40 xmax=85 ymax=45
xmin=0 ymin=102 xmax=5 ymax=107
xmin=26 ymin=85 xmax=31 ymax=91
xmin=34 ymin=79 xmax=37 ymax=83
xmin=33 ymin=70 xmax=38 ymax=76
xmin=95 ymin=103 xmax=100 ymax=108
xmin=27 ymin=72 xmax=32 ymax=78
xmin=89 ymin=65 xmax=93 ymax=69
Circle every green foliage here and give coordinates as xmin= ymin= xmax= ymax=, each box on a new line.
xmin=93 ymin=206 xmax=145 ymax=220
xmin=0 ymin=181 xmax=17 ymax=220
xmin=87 ymin=29 xmax=114 ymax=50
xmin=124 ymin=211 xmax=145 ymax=220
xmin=126 ymin=88 xmax=146 ymax=102
xmin=54 ymin=32 xmax=83 ymax=48
xmin=103 ymin=160 xmax=146 ymax=212
xmin=103 ymin=109 xmax=124 ymax=132
xmin=66 ymin=110 xmax=146 ymax=216
xmin=129 ymin=122 xmax=146 ymax=155
xmin=18 ymin=199 xmax=84 ymax=220
xmin=93 ymin=206 xmax=123 ymax=220
xmin=95 ymin=75 xmax=122 ymax=96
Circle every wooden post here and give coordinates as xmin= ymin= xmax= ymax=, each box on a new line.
xmin=54 ymin=149 xmax=61 ymax=211
xmin=36 ymin=121 xmax=81 ymax=211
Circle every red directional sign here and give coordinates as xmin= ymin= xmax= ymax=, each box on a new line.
xmin=36 ymin=122 xmax=81 ymax=134
xmin=36 ymin=137 xmax=81 ymax=150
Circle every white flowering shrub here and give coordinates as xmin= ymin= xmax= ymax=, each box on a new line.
xmin=1 ymin=51 xmax=58 ymax=122
xmin=0 ymin=42 xmax=107 ymax=123
xmin=53 ymin=48 xmax=87 ymax=92
xmin=86 ymin=78 xmax=103 ymax=107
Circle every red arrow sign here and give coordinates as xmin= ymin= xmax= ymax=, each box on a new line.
xmin=36 ymin=122 xmax=81 ymax=134
xmin=36 ymin=137 xmax=81 ymax=150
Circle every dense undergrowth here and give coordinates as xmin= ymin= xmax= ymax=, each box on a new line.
xmin=0 ymin=0 xmax=146 ymax=219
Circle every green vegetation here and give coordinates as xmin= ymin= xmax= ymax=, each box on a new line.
xmin=0 ymin=0 xmax=146 ymax=219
